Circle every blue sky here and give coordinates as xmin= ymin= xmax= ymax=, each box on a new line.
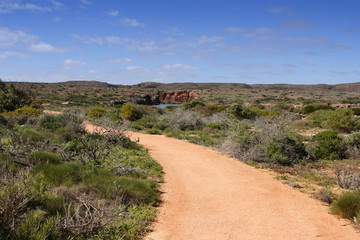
xmin=0 ymin=0 xmax=359 ymax=85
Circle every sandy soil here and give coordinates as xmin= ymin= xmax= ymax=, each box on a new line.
xmin=84 ymin=122 xmax=359 ymax=240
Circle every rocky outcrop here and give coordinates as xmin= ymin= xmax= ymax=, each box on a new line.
xmin=159 ymin=91 xmax=197 ymax=102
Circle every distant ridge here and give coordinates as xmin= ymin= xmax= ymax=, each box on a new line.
xmin=9 ymin=80 xmax=360 ymax=92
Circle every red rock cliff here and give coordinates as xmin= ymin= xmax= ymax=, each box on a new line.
xmin=159 ymin=91 xmax=197 ymax=102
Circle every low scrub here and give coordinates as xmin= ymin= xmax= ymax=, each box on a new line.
xmin=331 ymin=191 xmax=360 ymax=220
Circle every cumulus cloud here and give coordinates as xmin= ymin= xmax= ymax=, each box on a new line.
xmin=108 ymin=9 xmax=118 ymax=17
xmin=0 ymin=26 xmax=38 ymax=48
xmin=106 ymin=36 xmax=156 ymax=51
xmin=71 ymin=34 xmax=104 ymax=44
xmin=162 ymin=27 xmax=184 ymax=36
xmin=106 ymin=58 xmax=132 ymax=64
xmin=126 ymin=65 xmax=149 ymax=72
xmin=197 ymin=35 xmax=223 ymax=44
xmin=0 ymin=51 xmax=26 ymax=59
xmin=159 ymin=64 xmax=198 ymax=71
xmin=120 ymin=17 xmax=146 ymax=27
xmin=29 ymin=42 xmax=65 ymax=53
xmin=61 ymin=59 xmax=85 ymax=70
xmin=0 ymin=0 xmax=51 ymax=13
xmin=79 ymin=0 xmax=92 ymax=5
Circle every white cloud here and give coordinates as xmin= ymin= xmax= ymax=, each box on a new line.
xmin=162 ymin=27 xmax=184 ymax=36
xmin=50 ymin=0 xmax=66 ymax=10
xmin=71 ymin=34 xmax=104 ymax=44
xmin=79 ymin=0 xmax=92 ymax=5
xmin=0 ymin=0 xmax=51 ymax=13
xmin=159 ymin=64 xmax=198 ymax=71
xmin=106 ymin=36 xmax=156 ymax=52
xmin=0 ymin=26 xmax=38 ymax=48
xmin=120 ymin=17 xmax=146 ymax=27
xmin=61 ymin=59 xmax=85 ymax=70
xmin=0 ymin=51 xmax=27 ymax=59
xmin=108 ymin=9 xmax=118 ymax=17
xmin=126 ymin=65 xmax=142 ymax=72
xmin=107 ymin=58 xmax=132 ymax=64
xmin=29 ymin=42 xmax=65 ymax=53
xmin=197 ymin=35 xmax=223 ymax=44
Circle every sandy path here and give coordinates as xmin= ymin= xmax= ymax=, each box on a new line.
xmin=83 ymin=122 xmax=359 ymax=240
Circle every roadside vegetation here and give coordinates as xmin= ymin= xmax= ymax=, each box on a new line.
xmin=0 ymin=80 xmax=162 ymax=239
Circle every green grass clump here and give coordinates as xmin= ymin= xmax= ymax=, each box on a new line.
xmin=28 ymin=151 xmax=62 ymax=165
xmin=331 ymin=191 xmax=360 ymax=220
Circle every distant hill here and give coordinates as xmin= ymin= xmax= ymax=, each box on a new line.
xmin=9 ymin=80 xmax=360 ymax=92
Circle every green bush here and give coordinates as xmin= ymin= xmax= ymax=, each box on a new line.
xmin=301 ymin=104 xmax=334 ymax=114
xmin=0 ymin=80 xmax=33 ymax=113
xmin=88 ymin=105 xmax=106 ymax=118
xmin=266 ymin=133 xmax=308 ymax=165
xmin=229 ymin=104 xmax=257 ymax=119
xmin=323 ymin=108 xmax=359 ymax=133
xmin=331 ymin=191 xmax=360 ymax=219
xmin=131 ymin=115 xmax=158 ymax=130
xmin=121 ymin=103 xmax=143 ymax=121
xmin=18 ymin=127 xmax=46 ymax=143
xmin=146 ymin=129 xmax=161 ymax=135
xmin=308 ymin=109 xmax=359 ymax=132
xmin=311 ymin=130 xmax=343 ymax=160
xmin=28 ymin=151 xmax=62 ymax=165
xmin=352 ymin=108 xmax=360 ymax=116
xmin=38 ymin=114 xmax=64 ymax=131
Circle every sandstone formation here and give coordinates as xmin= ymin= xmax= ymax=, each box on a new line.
xmin=159 ymin=91 xmax=197 ymax=102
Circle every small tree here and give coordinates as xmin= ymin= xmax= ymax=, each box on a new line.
xmin=311 ymin=130 xmax=343 ymax=160
xmin=120 ymin=103 xmax=142 ymax=121
xmin=0 ymin=79 xmax=33 ymax=113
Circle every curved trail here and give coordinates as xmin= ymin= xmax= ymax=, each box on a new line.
xmin=83 ymin=123 xmax=359 ymax=240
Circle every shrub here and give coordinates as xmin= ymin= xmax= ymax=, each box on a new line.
xmin=331 ymin=191 xmax=360 ymax=219
xmin=343 ymin=131 xmax=360 ymax=159
xmin=308 ymin=109 xmax=359 ymax=132
xmin=88 ymin=106 xmax=106 ymax=118
xmin=8 ymin=107 xmax=41 ymax=117
xmin=352 ymin=108 xmax=360 ymax=116
xmin=229 ymin=104 xmax=257 ymax=119
xmin=121 ymin=103 xmax=142 ymax=121
xmin=313 ymin=189 xmax=333 ymax=204
xmin=0 ymin=80 xmax=33 ymax=113
xmin=165 ymin=108 xmax=205 ymax=131
xmin=311 ymin=130 xmax=343 ymax=160
xmin=301 ymin=104 xmax=334 ymax=114
xmin=146 ymin=129 xmax=161 ymax=135
xmin=38 ymin=114 xmax=64 ymax=131
xmin=131 ymin=115 xmax=158 ymax=130
xmin=28 ymin=151 xmax=62 ymax=165
xmin=265 ymin=133 xmax=308 ymax=166
xmin=323 ymin=108 xmax=359 ymax=133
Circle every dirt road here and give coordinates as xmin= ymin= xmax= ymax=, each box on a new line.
xmin=83 ymin=122 xmax=359 ymax=239
xmin=129 ymin=133 xmax=359 ymax=240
